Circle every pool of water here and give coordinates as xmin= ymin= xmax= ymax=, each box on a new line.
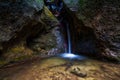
xmin=0 ymin=56 xmax=120 ymax=80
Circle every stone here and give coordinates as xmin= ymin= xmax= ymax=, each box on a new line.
xmin=0 ymin=0 xmax=44 ymax=51
xmin=70 ymin=67 xmax=87 ymax=78
xmin=63 ymin=0 xmax=120 ymax=61
xmin=0 ymin=0 xmax=64 ymax=66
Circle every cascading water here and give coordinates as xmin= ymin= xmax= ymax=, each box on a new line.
xmin=58 ymin=9 xmax=86 ymax=60
xmin=44 ymin=0 xmax=86 ymax=60
xmin=66 ymin=23 xmax=71 ymax=53
xmin=61 ymin=23 xmax=86 ymax=59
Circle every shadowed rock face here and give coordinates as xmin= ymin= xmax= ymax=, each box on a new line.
xmin=64 ymin=0 xmax=120 ymax=61
xmin=0 ymin=0 xmax=44 ymax=50
xmin=0 ymin=0 xmax=64 ymax=66
xmin=0 ymin=0 xmax=120 ymax=66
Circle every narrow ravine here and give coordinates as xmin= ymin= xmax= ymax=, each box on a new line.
xmin=44 ymin=0 xmax=72 ymax=53
xmin=44 ymin=0 xmax=84 ymax=59
xmin=0 ymin=0 xmax=120 ymax=80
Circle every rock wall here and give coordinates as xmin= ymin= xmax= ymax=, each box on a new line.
xmin=0 ymin=0 xmax=119 ymax=66
xmin=0 ymin=0 xmax=44 ymax=50
xmin=0 ymin=0 xmax=64 ymax=66
xmin=64 ymin=0 xmax=120 ymax=61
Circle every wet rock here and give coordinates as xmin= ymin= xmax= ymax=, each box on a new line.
xmin=0 ymin=0 xmax=45 ymax=66
xmin=28 ymin=26 xmax=64 ymax=56
xmin=64 ymin=0 xmax=120 ymax=61
xmin=0 ymin=1 xmax=64 ymax=66
xmin=27 ymin=7 xmax=64 ymax=55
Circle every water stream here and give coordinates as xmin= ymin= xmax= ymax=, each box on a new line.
xmin=44 ymin=0 xmax=86 ymax=59
xmin=66 ymin=23 xmax=71 ymax=53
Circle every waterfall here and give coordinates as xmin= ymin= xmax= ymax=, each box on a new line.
xmin=66 ymin=23 xmax=71 ymax=53
xmin=44 ymin=0 xmax=86 ymax=59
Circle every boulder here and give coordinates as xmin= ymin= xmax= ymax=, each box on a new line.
xmin=0 ymin=0 xmax=44 ymax=51
xmin=0 ymin=0 xmax=64 ymax=66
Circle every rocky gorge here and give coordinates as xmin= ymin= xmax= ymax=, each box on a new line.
xmin=0 ymin=0 xmax=120 ymax=80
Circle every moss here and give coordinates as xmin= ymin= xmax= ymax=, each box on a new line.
xmin=10 ymin=46 xmax=25 ymax=53
xmin=0 ymin=43 xmax=34 ymax=66
xmin=41 ymin=6 xmax=58 ymax=21
xmin=13 ymin=55 xmax=33 ymax=62
xmin=0 ymin=60 xmax=7 ymax=67
xmin=40 ymin=6 xmax=59 ymax=31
